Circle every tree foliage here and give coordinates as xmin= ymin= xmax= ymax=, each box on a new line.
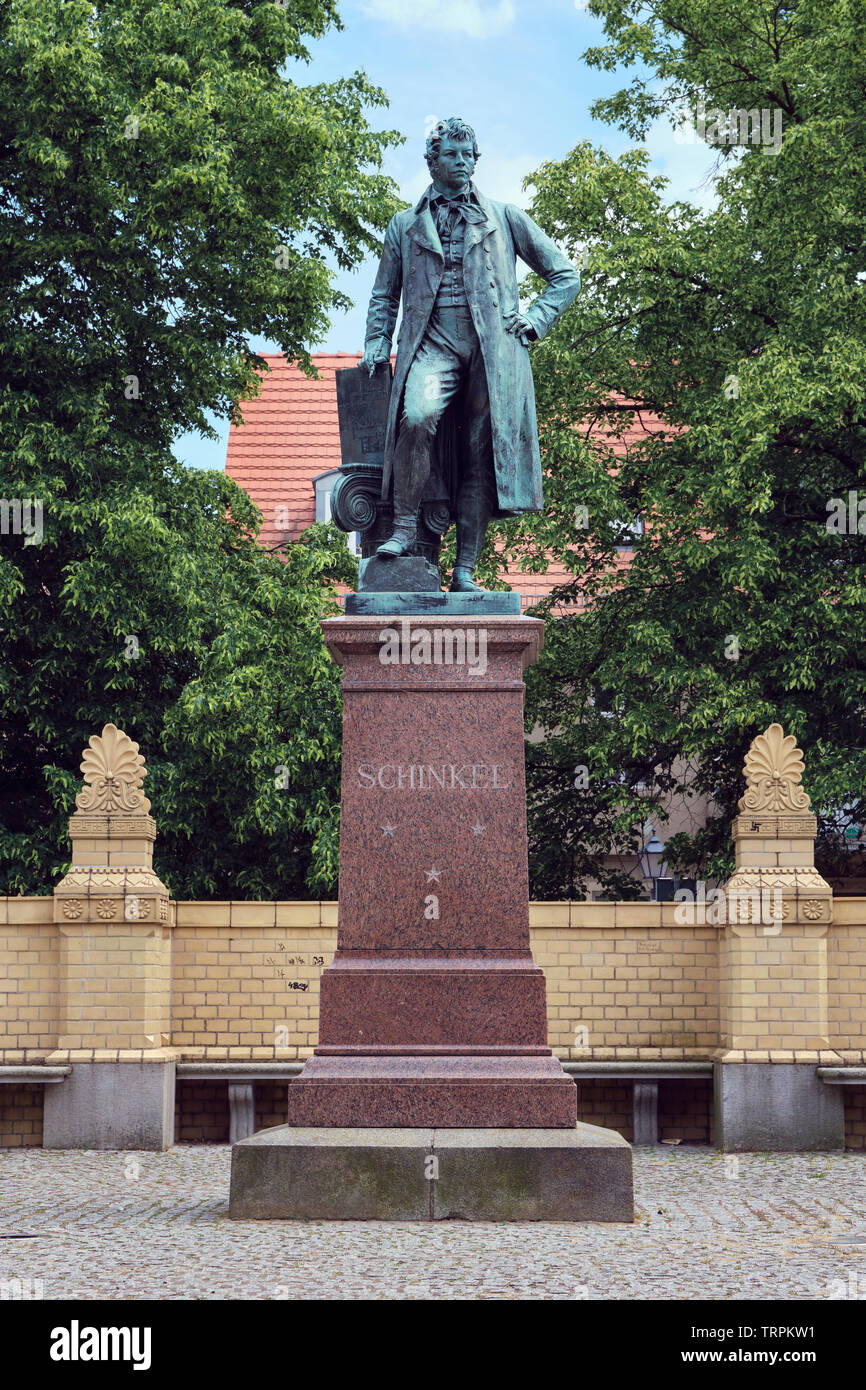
xmin=0 ymin=0 xmax=400 ymax=895
xmin=511 ymin=0 xmax=866 ymax=894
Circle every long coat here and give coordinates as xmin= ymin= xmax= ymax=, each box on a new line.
xmin=365 ymin=183 xmax=581 ymax=516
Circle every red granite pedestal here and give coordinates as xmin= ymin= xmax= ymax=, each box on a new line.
xmin=285 ymin=613 xmax=577 ymax=1129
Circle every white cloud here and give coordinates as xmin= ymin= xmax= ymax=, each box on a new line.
xmin=639 ymin=114 xmax=724 ymax=214
xmin=362 ymin=0 xmax=517 ymax=39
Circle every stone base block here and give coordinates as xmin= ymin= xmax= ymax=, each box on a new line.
xmin=229 ymin=1122 xmax=633 ymax=1222
xmin=345 ymin=590 xmax=522 ymax=616
xmin=43 ymin=1061 xmax=175 ymax=1150
xmin=285 ymin=1054 xmax=577 ymax=1128
xmin=714 ymin=1062 xmax=844 ymax=1151
xmin=358 ymin=554 xmax=442 ymax=593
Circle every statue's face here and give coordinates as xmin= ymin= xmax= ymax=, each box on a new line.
xmin=432 ymin=138 xmax=476 ymax=191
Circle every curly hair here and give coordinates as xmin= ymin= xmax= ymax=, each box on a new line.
xmin=425 ymin=117 xmax=480 ymax=173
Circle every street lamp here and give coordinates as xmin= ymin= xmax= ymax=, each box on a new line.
xmin=639 ymin=826 xmax=666 ymax=900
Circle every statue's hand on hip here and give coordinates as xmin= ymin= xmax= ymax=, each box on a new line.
xmin=360 ymin=338 xmax=391 ymax=377
xmin=503 ymin=312 xmax=537 ymax=347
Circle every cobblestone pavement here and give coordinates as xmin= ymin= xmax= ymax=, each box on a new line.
xmin=1 ymin=1146 xmax=865 ymax=1300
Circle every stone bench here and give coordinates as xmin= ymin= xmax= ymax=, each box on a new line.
xmin=176 ymin=1063 xmax=304 ymax=1142
xmin=0 ymin=1067 xmax=71 ymax=1085
xmin=563 ymin=1061 xmax=714 ymax=1145
xmin=178 ymin=1060 xmax=713 ymax=1145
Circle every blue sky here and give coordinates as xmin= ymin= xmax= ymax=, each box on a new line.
xmin=173 ymin=0 xmax=719 ymax=471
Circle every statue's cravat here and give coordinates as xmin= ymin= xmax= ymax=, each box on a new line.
xmin=429 ymin=187 xmax=484 ymax=239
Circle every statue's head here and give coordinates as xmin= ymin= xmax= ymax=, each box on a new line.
xmin=425 ymin=116 xmax=479 ymax=187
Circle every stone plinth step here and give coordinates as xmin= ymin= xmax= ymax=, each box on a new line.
xmin=285 ymin=1054 xmax=577 ymax=1128
xmin=229 ymin=1123 xmax=633 ymax=1222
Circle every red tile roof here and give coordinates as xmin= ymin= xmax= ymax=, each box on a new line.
xmin=226 ymin=353 xmax=357 ymax=552
xmin=225 ymin=353 xmax=663 ymax=608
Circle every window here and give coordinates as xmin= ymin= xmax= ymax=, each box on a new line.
xmin=612 ymin=516 xmax=645 ymax=551
xmin=314 ymin=470 xmax=361 ymax=555
xmin=314 ymin=471 xmax=339 ymax=523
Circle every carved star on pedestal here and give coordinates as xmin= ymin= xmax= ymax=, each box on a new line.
xmin=425 ymin=866 xmax=442 ymax=882
xmin=381 ymin=823 xmax=396 ymax=837
xmin=471 ymin=820 xmax=485 ymax=837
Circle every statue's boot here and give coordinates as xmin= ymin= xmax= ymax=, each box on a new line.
xmin=450 ymin=565 xmax=483 ymax=592
xmin=376 ymin=508 xmax=417 ymax=558
xmin=450 ymin=502 xmax=488 ymax=592
xmin=377 ymin=422 xmax=430 ymax=558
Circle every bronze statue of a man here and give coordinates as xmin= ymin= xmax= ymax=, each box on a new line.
xmin=359 ymin=116 xmax=580 ymax=592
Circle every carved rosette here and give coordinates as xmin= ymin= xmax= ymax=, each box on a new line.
xmin=723 ymin=868 xmax=832 ymax=929
xmin=54 ymin=867 xmax=171 ymax=927
xmin=738 ymin=723 xmax=811 ymax=815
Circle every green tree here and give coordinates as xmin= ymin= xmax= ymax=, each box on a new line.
xmin=511 ymin=0 xmax=866 ymax=894
xmin=0 ymin=0 xmax=402 ymax=894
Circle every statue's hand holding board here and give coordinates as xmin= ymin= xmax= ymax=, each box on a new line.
xmin=360 ymin=336 xmax=392 ymax=377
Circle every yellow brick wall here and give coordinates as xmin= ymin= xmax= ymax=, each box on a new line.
xmin=1 ymin=897 xmax=865 ymax=1060
xmin=827 ymin=902 xmax=866 ymax=1052
xmin=0 ymin=1084 xmax=44 ymax=1146
xmin=659 ymin=1080 xmax=714 ymax=1144
xmin=174 ymin=1080 xmax=229 ymax=1141
xmin=171 ymin=903 xmax=337 ymax=1056
xmin=531 ymin=903 xmax=719 ymax=1057
xmin=56 ymin=921 xmax=172 ymax=1050
xmin=575 ymin=1079 xmax=633 ymax=1139
xmin=719 ymin=924 xmax=830 ymax=1052
xmin=843 ymin=1088 xmax=866 ymax=1150
xmin=0 ymin=898 xmax=59 ymax=1054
